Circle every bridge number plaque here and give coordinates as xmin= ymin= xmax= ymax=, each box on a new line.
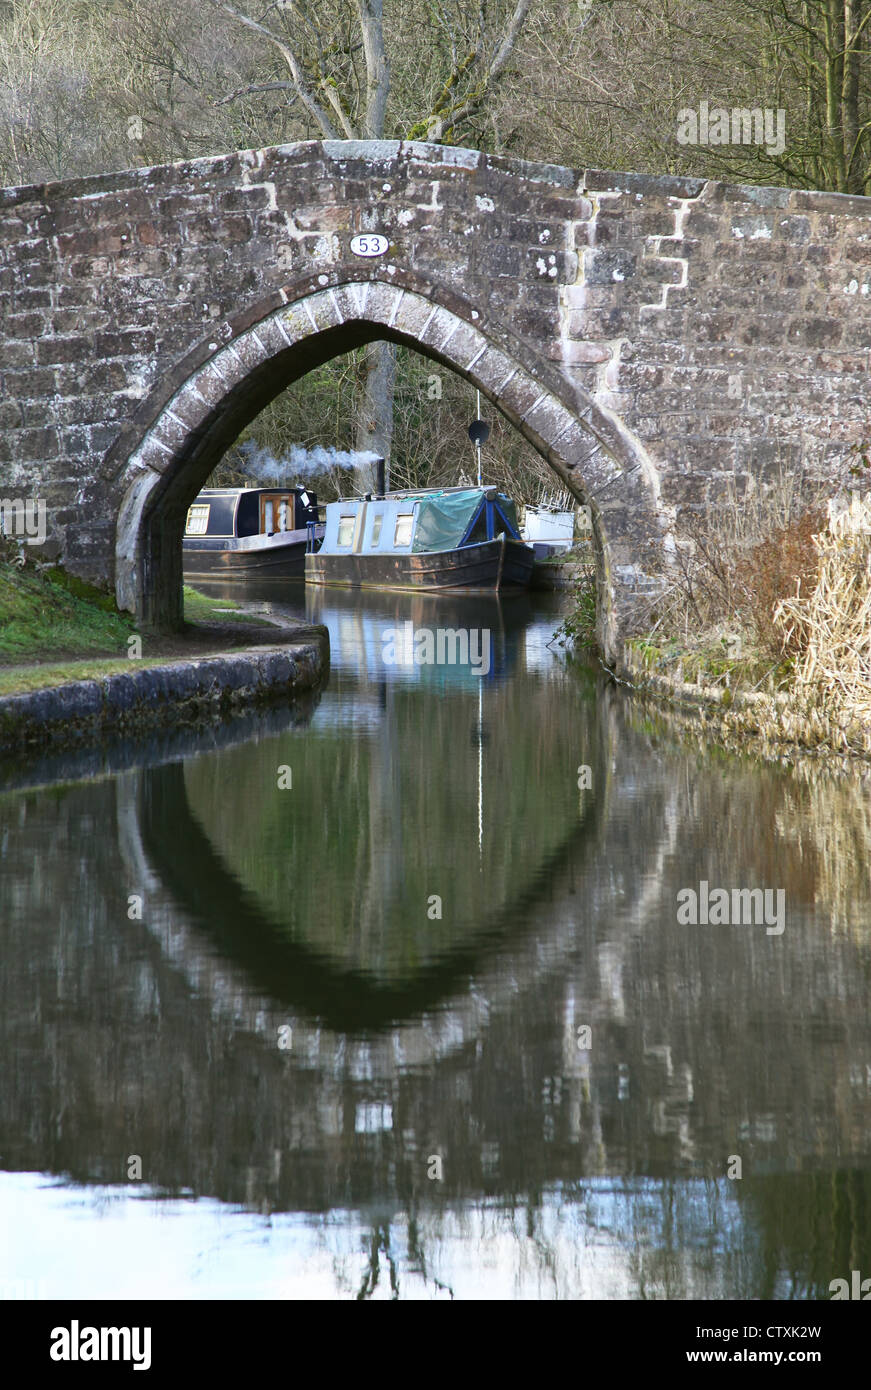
xmin=350 ymin=233 xmax=389 ymax=258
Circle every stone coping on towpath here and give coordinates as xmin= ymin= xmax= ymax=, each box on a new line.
xmin=0 ymin=627 xmax=329 ymax=753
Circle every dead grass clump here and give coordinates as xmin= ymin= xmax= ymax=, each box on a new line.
xmin=637 ymin=465 xmax=829 ymax=674
xmin=744 ymin=507 xmax=827 ymax=658
xmin=774 ymin=496 xmax=871 ymax=749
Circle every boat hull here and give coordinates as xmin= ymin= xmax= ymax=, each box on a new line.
xmin=183 ymin=528 xmax=321 ymax=583
xmin=305 ymin=537 xmax=534 ymax=594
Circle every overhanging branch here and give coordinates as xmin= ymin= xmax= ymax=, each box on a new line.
xmin=207 ymin=0 xmax=339 ymax=138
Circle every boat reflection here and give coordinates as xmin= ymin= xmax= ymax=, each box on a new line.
xmin=188 ymin=577 xmax=558 ymax=689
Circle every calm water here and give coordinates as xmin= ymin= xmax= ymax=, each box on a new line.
xmin=1 ymin=586 xmax=870 ymax=1300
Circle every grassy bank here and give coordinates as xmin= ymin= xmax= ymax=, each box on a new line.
xmin=0 ymin=560 xmax=135 ymax=661
xmin=0 ymin=553 xmax=278 ymax=696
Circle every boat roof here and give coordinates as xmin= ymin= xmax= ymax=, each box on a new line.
xmin=329 ymin=485 xmax=509 ymax=504
xmin=194 ymin=485 xmax=311 ymax=497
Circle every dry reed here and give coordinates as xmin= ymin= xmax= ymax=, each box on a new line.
xmin=774 ymin=493 xmax=871 ymax=753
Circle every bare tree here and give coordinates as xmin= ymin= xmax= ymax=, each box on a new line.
xmin=205 ymin=0 xmax=535 ymax=479
xmin=746 ymin=0 xmax=871 ymax=194
xmin=0 ymin=0 xmax=116 ymax=184
xmin=504 ymin=1 xmax=871 ymax=193
xmin=406 ymin=0 xmax=532 ymax=141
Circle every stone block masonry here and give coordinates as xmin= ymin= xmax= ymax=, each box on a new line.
xmin=1 ymin=140 xmax=869 ymax=666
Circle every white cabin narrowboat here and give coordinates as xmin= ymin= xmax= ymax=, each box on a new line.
xmin=305 ymin=486 xmax=534 ymax=594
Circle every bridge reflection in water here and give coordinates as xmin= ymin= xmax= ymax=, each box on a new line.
xmin=0 ymin=591 xmax=870 ymax=1299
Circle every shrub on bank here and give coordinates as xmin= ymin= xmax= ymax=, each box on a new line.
xmin=557 ymin=464 xmax=871 ymax=755
xmin=774 ymin=497 xmax=871 ymax=752
xmin=631 ymin=492 xmax=871 ymax=756
xmin=635 ymin=468 xmax=828 ymax=679
xmin=745 ymin=508 xmax=826 ymax=660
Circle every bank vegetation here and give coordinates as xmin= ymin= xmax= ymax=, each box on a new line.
xmin=572 ymin=464 xmax=871 ymax=759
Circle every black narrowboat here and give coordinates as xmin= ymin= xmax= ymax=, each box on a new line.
xmin=182 ymin=486 xmax=324 ymax=583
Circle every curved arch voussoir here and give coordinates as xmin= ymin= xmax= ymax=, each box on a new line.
xmin=115 ymin=275 xmax=665 ymax=664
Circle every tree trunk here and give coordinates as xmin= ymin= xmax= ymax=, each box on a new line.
xmin=355 ymin=340 xmax=396 ymax=491
xmin=358 ymin=0 xmax=389 ymax=139
xmin=842 ymin=0 xmax=863 ymax=192
xmin=824 ymin=0 xmax=848 ymax=190
xmin=352 ymin=0 xmax=393 ymax=489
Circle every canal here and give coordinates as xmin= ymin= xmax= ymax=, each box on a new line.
xmin=1 ymin=589 xmax=869 ymax=1299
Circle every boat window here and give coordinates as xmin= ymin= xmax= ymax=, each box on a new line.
xmin=394 ymin=513 xmax=414 ymax=547
xmin=185 ymin=504 xmax=210 ymax=536
xmin=260 ymin=493 xmax=293 ymax=534
xmin=370 ymin=514 xmax=383 ymax=545
xmin=337 ymin=515 xmax=356 ymax=547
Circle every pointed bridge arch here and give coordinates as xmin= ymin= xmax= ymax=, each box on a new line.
xmin=108 ymin=269 xmax=663 ymax=664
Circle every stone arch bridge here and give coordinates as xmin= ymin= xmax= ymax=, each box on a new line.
xmin=2 ymin=140 xmax=870 ymax=664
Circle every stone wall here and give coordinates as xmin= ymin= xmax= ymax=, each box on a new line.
xmin=1 ymin=140 xmax=870 ymax=659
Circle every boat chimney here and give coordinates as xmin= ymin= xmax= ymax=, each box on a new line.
xmin=375 ymin=457 xmax=386 ymax=497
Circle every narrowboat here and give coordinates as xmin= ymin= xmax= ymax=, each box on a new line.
xmin=182 ymin=486 xmax=323 ymax=583
xmin=305 ymin=486 xmax=535 ymax=594
xmin=522 ymin=504 xmax=576 ymax=561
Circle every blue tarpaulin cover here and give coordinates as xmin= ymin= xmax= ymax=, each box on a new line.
xmin=412 ymin=490 xmax=482 ymax=553
xmin=411 ymin=490 xmax=520 ymax=553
